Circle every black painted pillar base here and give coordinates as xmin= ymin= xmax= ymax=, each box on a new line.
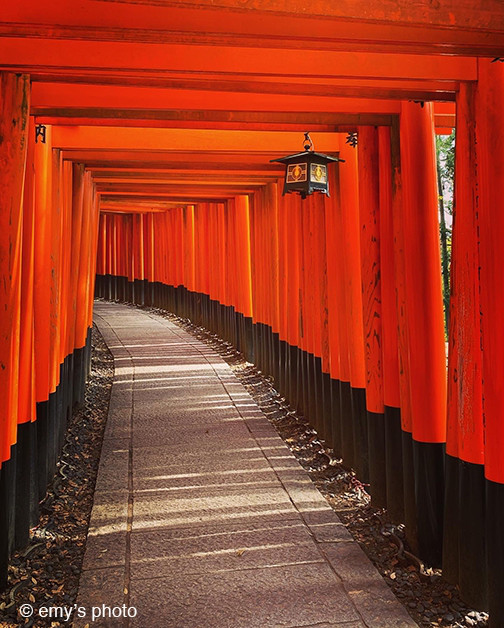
xmin=401 ymin=431 xmax=419 ymax=557
xmin=0 ymin=462 xmax=11 ymax=590
xmin=384 ymin=406 xmax=405 ymax=523
xmin=351 ymin=387 xmax=369 ymax=483
xmin=72 ymin=345 xmax=84 ymax=408
xmin=487 ymin=479 xmax=504 ymax=627
xmin=272 ymin=332 xmax=280 ymax=387
xmin=14 ymin=421 xmax=38 ymax=550
xmin=0 ymin=452 xmax=15 ymax=591
xmin=443 ymin=455 xmax=487 ymax=609
xmin=321 ymin=372 xmax=332 ymax=448
xmin=278 ymin=340 xmax=287 ymax=399
xmin=313 ymin=356 xmax=323 ymax=435
xmin=47 ymin=392 xmax=58 ymax=485
xmin=56 ymin=363 xmax=65 ymax=453
xmin=235 ymin=312 xmax=244 ymax=355
xmin=459 ymin=460 xmax=486 ymax=608
xmin=339 ymin=380 xmax=354 ymax=469
xmin=254 ymin=323 xmax=263 ymax=374
xmin=367 ymin=410 xmax=387 ymax=508
xmin=329 ymin=378 xmax=342 ymax=458
xmin=244 ymin=317 xmax=254 ymax=364
xmin=412 ymin=439 xmax=444 ymax=567
xmin=300 ymin=350 xmax=308 ymax=417
xmin=288 ymin=344 xmax=298 ymax=410
xmin=36 ymin=400 xmax=49 ymax=500
xmin=442 ymin=453 xmax=459 ymax=586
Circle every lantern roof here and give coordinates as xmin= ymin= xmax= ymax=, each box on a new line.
xmin=270 ymin=150 xmax=343 ymax=164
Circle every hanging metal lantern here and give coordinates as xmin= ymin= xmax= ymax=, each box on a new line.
xmin=270 ymin=132 xmax=344 ymax=199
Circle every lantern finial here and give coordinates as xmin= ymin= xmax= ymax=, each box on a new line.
xmin=303 ymin=132 xmax=314 ymax=152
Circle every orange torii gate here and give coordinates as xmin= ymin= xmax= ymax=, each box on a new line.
xmin=1 ymin=1 xmax=504 ymax=623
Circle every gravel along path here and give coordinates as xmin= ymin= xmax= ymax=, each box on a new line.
xmin=0 ymin=304 xmax=490 ymax=628
xmin=0 ymin=325 xmax=113 ymax=628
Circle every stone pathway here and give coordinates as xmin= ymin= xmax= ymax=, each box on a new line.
xmin=75 ymin=301 xmax=418 ymax=628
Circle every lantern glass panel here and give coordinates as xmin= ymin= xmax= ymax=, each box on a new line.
xmin=310 ymin=163 xmax=327 ymax=184
xmin=286 ymin=163 xmax=307 ymax=183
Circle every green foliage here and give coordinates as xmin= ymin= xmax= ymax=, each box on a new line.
xmin=436 ymin=130 xmax=455 ymax=213
xmin=436 ymin=129 xmax=455 ymax=337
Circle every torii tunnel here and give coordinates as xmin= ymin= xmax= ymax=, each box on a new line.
xmin=1 ymin=1 xmax=504 ymax=624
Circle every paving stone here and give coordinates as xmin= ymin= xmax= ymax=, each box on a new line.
xmin=74 ymin=567 xmax=127 ymax=628
xmin=320 ymin=542 xmax=388 ymax=584
xmin=301 ymin=509 xmax=347 ymax=527
xmin=307 ymin=522 xmax=354 ymax=543
xmin=133 ymin=459 xmax=279 ymax=491
xmin=129 ymin=519 xmax=322 ymax=579
xmin=131 ymin=426 xmax=257 ymax=450
xmin=93 ymin=444 xmax=130 ymax=493
xmin=131 ymin=484 xmax=297 ymax=530
xmin=82 ymin=528 xmax=127 ymax=571
xmin=343 ymin=583 xmax=419 ymax=628
xmin=131 ymin=442 xmax=270 ymax=470
xmin=130 ymin=563 xmax=360 ymax=628
xmin=103 ymin=407 xmax=132 ymax=440
xmin=320 ymin=544 xmax=418 ymax=627
xmin=86 ymin=489 xmax=129 ymax=533
xmin=108 ymin=387 xmax=133 ymax=409
xmin=282 ymin=482 xmax=335 ymax=513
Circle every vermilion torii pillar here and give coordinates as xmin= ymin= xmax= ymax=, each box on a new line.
xmin=0 ymin=72 xmax=30 ymax=588
xmin=398 ymin=101 xmax=447 ymax=564
xmin=474 ymin=58 xmax=504 ymax=625
xmin=444 ymin=57 xmax=504 ymax=626
xmin=358 ymin=125 xmax=386 ymax=508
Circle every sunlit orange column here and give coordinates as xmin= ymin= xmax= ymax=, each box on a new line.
xmin=96 ymin=213 xmax=106 ymax=278
xmin=33 ymin=124 xmax=53 ymax=411
xmin=249 ymin=193 xmax=262 ymax=328
xmin=401 ymin=102 xmax=446 ymax=445
xmin=276 ymin=191 xmax=288 ymax=343
xmin=285 ymin=194 xmax=301 ymax=351
xmin=58 ymin=160 xmax=73 ymax=370
xmin=126 ymin=214 xmax=134 ymax=287
xmin=324 ymin=167 xmax=342 ymax=454
xmin=207 ymin=204 xmax=218 ymax=302
xmin=358 ymin=127 xmax=384 ymax=414
xmin=234 ymin=196 xmax=253 ymax=319
xmin=441 ymin=79 xmax=485 ymax=608
xmin=86 ymin=180 xmax=100 ymax=334
xmin=69 ymin=165 xmax=85 ymax=352
xmin=196 ymin=204 xmax=210 ymax=299
xmin=338 ymin=140 xmax=367 ymax=476
xmin=184 ymin=206 xmax=195 ymax=293
xmin=0 ymin=72 xmax=30 ymax=465
xmin=378 ymin=126 xmax=403 ymax=523
xmin=358 ymin=125 xmax=385 ymax=504
xmin=75 ymin=172 xmax=94 ymax=351
xmin=399 ymin=101 xmax=446 ymax=564
xmin=389 ymin=115 xmax=418 ymax=548
xmin=314 ymin=193 xmax=331 ymax=440
xmin=284 ymin=193 xmax=302 ymax=408
xmin=18 ymin=118 xmax=36 ymax=427
xmin=332 ymin=162 xmax=352 ymax=459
